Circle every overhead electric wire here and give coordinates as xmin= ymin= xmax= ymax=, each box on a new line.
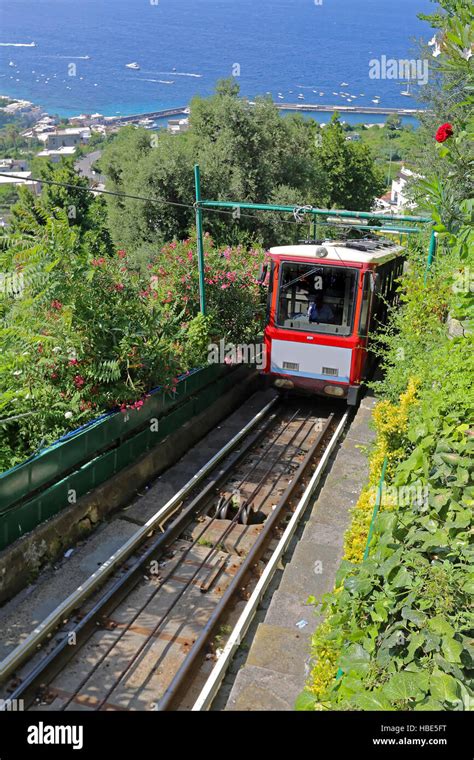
xmin=0 ymin=171 xmax=317 ymax=229
xmin=0 ymin=171 xmax=418 ymax=240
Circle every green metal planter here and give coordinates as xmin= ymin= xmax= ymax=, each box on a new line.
xmin=0 ymin=364 xmax=238 ymax=551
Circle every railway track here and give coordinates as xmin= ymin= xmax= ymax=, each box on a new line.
xmin=0 ymin=396 xmax=347 ymax=712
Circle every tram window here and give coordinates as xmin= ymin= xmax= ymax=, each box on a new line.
xmin=266 ymin=262 xmax=275 ymax=322
xmin=359 ymin=271 xmax=372 ymax=336
xmin=277 ymin=262 xmax=358 ymax=336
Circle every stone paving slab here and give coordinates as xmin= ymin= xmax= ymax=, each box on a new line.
xmin=264 ymin=589 xmax=320 ymax=632
xmin=226 ymin=664 xmax=303 ymax=711
xmin=277 ymin=541 xmax=344 ymax=601
xmin=245 ymin=623 xmax=311 ymax=676
xmin=225 ymin=395 xmax=376 ymax=711
xmin=0 ymin=518 xmax=139 ymax=661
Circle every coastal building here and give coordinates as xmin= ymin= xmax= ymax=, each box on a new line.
xmin=69 ymin=113 xmax=105 ymax=127
xmin=38 ymin=127 xmax=91 ymax=151
xmin=0 ymin=158 xmax=29 ymax=172
xmin=0 ymin=171 xmax=40 ymax=194
xmin=374 ymin=191 xmax=393 ymax=212
xmin=374 ymin=166 xmax=422 ymax=213
xmin=167 ymin=117 xmax=189 ymax=135
xmin=390 ymin=166 xmax=420 ymax=210
xmin=36 ymin=115 xmax=58 ymax=128
xmin=36 ymin=146 xmax=77 ymax=163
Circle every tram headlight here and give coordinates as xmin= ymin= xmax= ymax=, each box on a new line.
xmin=324 ymin=385 xmax=345 ymax=397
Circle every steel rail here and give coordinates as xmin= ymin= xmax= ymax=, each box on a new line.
xmin=94 ymin=409 xmax=310 ymax=709
xmin=191 ymin=411 xmax=349 ymax=711
xmin=3 ymin=402 xmax=281 ymax=710
xmin=157 ymin=413 xmax=335 ymax=710
xmin=59 ymin=408 xmax=299 ymax=710
xmin=0 ymin=396 xmax=279 ymax=689
xmin=78 ymin=409 xmax=302 ymax=710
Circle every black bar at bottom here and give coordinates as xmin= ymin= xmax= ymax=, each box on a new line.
xmin=0 ymin=709 xmax=469 ymax=758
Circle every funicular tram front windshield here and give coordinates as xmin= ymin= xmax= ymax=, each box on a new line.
xmin=277 ymin=262 xmax=359 ymax=337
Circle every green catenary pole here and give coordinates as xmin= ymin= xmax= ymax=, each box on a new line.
xmin=194 ymin=164 xmax=206 ymax=315
xmin=424 ymin=228 xmax=437 ymax=284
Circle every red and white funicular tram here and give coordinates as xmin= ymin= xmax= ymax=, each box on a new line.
xmin=263 ymin=239 xmax=405 ymax=405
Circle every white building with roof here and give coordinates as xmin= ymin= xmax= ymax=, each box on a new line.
xmin=390 ymin=167 xmax=421 ymax=210
xmin=0 ymin=171 xmax=40 ymax=193
xmin=36 ymin=146 xmax=77 ymax=163
xmin=38 ymin=127 xmax=91 ymax=151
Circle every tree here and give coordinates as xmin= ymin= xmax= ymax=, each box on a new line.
xmin=411 ymin=0 xmax=473 ymax=225
xmin=318 ymin=116 xmax=385 ymax=210
xmin=7 ymin=159 xmax=114 ymax=255
xmin=386 ymin=114 xmax=402 ymax=133
xmin=101 ymin=81 xmax=330 ymax=252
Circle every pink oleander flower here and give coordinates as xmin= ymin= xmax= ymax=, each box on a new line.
xmin=74 ymin=374 xmax=85 ymax=388
xmin=51 ymin=300 xmax=63 ymax=310
xmin=114 ymin=283 xmax=125 ymax=291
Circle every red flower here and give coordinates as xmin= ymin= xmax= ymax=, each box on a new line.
xmin=51 ymin=300 xmax=63 ymax=310
xmin=117 ymin=249 xmax=127 ymax=259
xmin=114 ymin=283 xmax=125 ymax=291
xmin=74 ymin=374 xmax=85 ymax=388
xmin=91 ymin=257 xmax=106 ymax=267
xmin=68 ymin=358 xmax=79 ymax=366
xmin=435 ymin=123 xmax=454 ymax=143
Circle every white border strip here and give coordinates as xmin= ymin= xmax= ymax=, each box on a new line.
xmin=192 ymin=411 xmax=349 ymax=711
xmin=0 ymin=397 xmax=278 ymax=682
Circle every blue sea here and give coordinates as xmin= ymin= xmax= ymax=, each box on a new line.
xmin=0 ymin=0 xmax=433 ymax=120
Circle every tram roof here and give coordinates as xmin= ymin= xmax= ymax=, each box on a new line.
xmin=268 ymin=242 xmax=405 ymax=265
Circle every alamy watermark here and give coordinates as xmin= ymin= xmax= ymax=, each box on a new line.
xmin=369 ymin=56 xmax=429 ymax=86
xmin=207 ymin=339 xmax=266 ymax=370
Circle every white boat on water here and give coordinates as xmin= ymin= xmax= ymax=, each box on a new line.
xmin=340 ymin=81 xmax=348 ymax=86
xmin=126 ymin=62 xmax=140 ymax=70
xmin=401 ymin=79 xmax=412 ymax=96
xmin=298 ymin=93 xmax=304 ymax=99
xmin=138 ymin=118 xmax=155 ymax=128
xmin=9 ymin=61 xmax=16 ymax=67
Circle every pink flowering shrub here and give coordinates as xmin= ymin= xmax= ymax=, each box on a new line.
xmin=0 ymin=221 xmax=267 ymax=470
xmin=149 ymin=232 xmax=268 ymax=345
